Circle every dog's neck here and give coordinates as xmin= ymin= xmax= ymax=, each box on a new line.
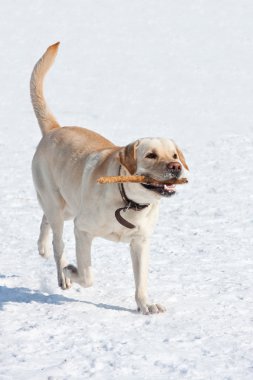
xmin=115 ymin=165 xmax=150 ymax=229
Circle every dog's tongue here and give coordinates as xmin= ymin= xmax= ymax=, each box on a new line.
xmin=164 ymin=184 xmax=176 ymax=191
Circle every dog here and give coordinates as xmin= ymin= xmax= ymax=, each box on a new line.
xmin=31 ymin=43 xmax=189 ymax=314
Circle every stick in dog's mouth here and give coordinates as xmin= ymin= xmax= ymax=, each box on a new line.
xmin=97 ymin=175 xmax=188 ymax=186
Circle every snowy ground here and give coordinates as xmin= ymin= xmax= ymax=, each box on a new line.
xmin=1 ymin=1 xmax=253 ymax=379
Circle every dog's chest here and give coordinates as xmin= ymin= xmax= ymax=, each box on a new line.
xmin=101 ymin=229 xmax=136 ymax=243
xmin=95 ymin=220 xmax=151 ymax=242
xmin=78 ymin=204 xmax=159 ymax=243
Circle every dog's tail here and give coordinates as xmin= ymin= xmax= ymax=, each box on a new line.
xmin=30 ymin=42 xmax=61 ymax=136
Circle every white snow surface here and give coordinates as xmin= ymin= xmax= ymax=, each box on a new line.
xmin=1 ymin=1 xmax=253 ymax=379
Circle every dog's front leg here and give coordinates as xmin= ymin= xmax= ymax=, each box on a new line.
xmin=130 ymin=238 xmax=166 ymax=314
xmin=63 ymin=225 xmax=93 ymax=288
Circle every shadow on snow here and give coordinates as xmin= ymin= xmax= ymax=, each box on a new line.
xmin=0 ymin=284 xmax=135 ymax=313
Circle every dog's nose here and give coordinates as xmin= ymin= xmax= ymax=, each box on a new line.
xmin=167 ymin=162 xmax=182 ymax=171
xmin=167 ymin=161 xmax=182 ymax=175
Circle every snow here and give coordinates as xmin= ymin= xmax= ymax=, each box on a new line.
xmin=1 ymin=0 xmax=253 ymax=379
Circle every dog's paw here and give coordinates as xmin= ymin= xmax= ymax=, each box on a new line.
xmin=138 ymin=303 xmax=166 ymax=315
xmin=58 ymin=270 xmax=72 ymax=290
xmin=63 ymin=264 xmax=78 ymax=283
xmin=63 ymin=264 xmax=93 ymax=288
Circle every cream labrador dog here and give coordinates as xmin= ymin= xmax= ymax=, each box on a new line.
xmin=31 ymin=43 xmax=189 ymax=314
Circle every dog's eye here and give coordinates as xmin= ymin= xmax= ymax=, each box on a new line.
xmin=146 ymin=153 xmax=158 ymax=159
xmin=173 ymin=153 xmax=178 ymax=159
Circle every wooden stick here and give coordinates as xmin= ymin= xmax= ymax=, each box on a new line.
xmin=97 ymin=175 xmax=188 ymax=185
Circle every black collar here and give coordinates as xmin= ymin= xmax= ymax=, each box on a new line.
xmin=115 ymin=166 xmax=150 ymax=229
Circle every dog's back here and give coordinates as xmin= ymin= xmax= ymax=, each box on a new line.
xmin=31 ymin=42 xmax=117 ymax=218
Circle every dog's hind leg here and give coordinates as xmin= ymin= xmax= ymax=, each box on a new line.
xmin=36 ymin=192 xmax=71 ymax=290
xmin=38 ymin=214 xmax=51 ymax=258
xmin=64 ymin=224 xmax=93 ymax=288
xmin=50 ymin=216 xmax=71 ymax=290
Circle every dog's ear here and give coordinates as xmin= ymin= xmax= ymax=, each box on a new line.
xmin=176 ymin=145 xmax=189 ymax=171
xmin=119 ymin=140 xmax=140 ymax=174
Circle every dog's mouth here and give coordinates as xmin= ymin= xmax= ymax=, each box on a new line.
xmin=141 ymin=183 xmax=176 ymax=197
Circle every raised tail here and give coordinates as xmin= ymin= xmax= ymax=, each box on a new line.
xmin=30 ymin=42 xmax=61 ymax=136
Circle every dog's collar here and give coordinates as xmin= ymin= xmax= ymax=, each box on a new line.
xmin=115 ymin=166 xmax=149 ymax=229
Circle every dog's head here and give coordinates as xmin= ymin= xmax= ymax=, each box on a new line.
xmin=119 ymin=138 xmax=189 ymax=201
